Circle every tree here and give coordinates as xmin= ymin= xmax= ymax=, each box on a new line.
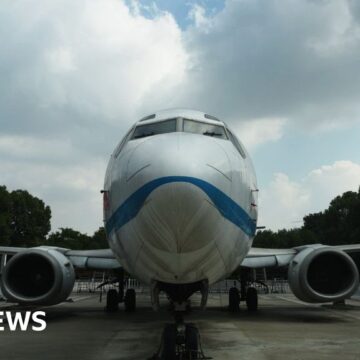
xmin=0 ymin=186 xmax=12 ymax=245
xmin=253 ymin=228 xmax=318 ymax=249
xmin=255 ymin=187 xmax=360 ymax=248
xmin=0 ymin=187 xmax=51 ymax=247
xmin=9 ymin=189 xmax=51 ymax=247
xmin=47 ymin=226 xmax=108 ymax=250
xmin=303 ymin=189 xmax=360 ymax=245
xmin=47 ymin=228 xmax=92 ymax=250
xmin=90 ymin=227 xmax=108 ymax=249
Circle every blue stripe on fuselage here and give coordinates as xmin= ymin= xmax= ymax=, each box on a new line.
xmin=105 ymin=176 xmax=256 ymax=237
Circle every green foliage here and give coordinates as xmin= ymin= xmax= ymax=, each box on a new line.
xmin=0 ymin=185 xmax=107 ymax=249
xmin=303 ymin=189 xmax=360 ymax=245
xmin=0 ymin=186 xmax=51 ymax=246
xmin=253 ymin=228 xmax=318 ymax=249
xmin=47 ymin=228 xmax=92 ymax=249
xmin=0 ymin=186 xmax=12 ymax=245
xmin=90 ymin=227 xmax=108 ymax=249
xmin=254 ymin=187 xmax=360 ymax=248
xmin=47 ymin=226 xmax=108 ymax=250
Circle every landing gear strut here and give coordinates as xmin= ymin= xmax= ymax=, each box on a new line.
xmin=106 ymin=288 xmax=119 ymax=312
xmin=228 ymin=270 xmax=259 ymax=312
xmin=124 ymin=288 xmax=136 ymax=312
xmin=246 ymin=287 xmax=258 ymax=311
xmin=102 ymin=269 xmax=137 ymax=312
xmin=228 ymin=287 xmax=240 ymax=312
xmin=150 ymin=312 xmax=210 ymax=360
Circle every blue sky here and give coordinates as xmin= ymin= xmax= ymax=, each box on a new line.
xmin=1 ymin=0 xmax=360 ymax=233
xmin=254 ymin=122 xmax=360 ymax=185
xmin=130 ymin=0 xmax=225 ymax=28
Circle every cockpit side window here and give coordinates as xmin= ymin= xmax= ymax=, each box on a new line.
xmin=183 ymin=119 xmax=228 ymax=140
xmin=114 ymin=126 xmax=134 ymax=158
xmin=227 ymin=129 xmax=246 ymax=158
xmin=130 ymin=119 xmax=177 ymax=140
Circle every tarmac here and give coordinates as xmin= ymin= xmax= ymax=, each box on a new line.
xmin=0 ymin=291 xmax=360 ymax=360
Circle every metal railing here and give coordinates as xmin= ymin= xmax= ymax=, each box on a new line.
xmin=74 ymin=273 xmax=291 ymax=295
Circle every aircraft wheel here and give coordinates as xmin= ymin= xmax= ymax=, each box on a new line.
xmin=228 ymin=287 xmax=240 ymax=312
xmin=124 ymin=288 xmax=136 ymax=312
xmin=246 ymin=287 xmax=258 ymax=311
xmin=106 ymin=289 xmax=119 ymax=312
xmin=186 ymin=324 xmax=199 ymax=359
xmin=161 ymin=324 xmax=176 ymax=360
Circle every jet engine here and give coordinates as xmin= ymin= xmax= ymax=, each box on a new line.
xmin=288 ymin=246 xmax=359 ymax=303
xmin=1 ymin=248 xmax=75 ymax=305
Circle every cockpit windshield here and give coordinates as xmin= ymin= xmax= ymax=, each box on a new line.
xmin=183 ymin=119 xmax=228 ymax=139
xmin=131 ymin=119 xmax=177 ymax=140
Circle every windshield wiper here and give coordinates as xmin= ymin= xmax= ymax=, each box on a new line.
xmin=203 ymin=131 xmax=223 ymax=137
xmin=134 ymin=132 xmax=155 ymax=139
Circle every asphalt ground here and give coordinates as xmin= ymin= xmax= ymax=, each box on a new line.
xmin=0 ymin=292 xmax=359 ymax=360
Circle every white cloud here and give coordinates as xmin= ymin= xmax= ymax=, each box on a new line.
xmin=0 ymin=135 xmax=73 ymax=161
xmin=231 ymin=118 xmax=287 ymax=150
xmin=0 ymin=0 xmax=188 ymax=129
xmin=0 ymin=0 xmax=188 ymax=233
xmin=188 ymin=4 xmax=212 ymax=32
xmin=45 ymin=47 xmax=76 ymax=74
xmin=0 ymin=158 xmax=105 ymax=234
xmin=176 ymin=0 xmax=360 ymax=131
xmin=1 ymin=0 xmax=360 ymax=235
xmin=259 ymin=161 xmax=360 ymax=230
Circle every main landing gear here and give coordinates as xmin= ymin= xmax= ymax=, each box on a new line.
xmin=228 ymin=271 xmax=259 ymax=312
xmin=245 ymin=287 xmax=258 ymax=311
xmin=228 ymin=285 xmax=258 ymax=312
xmin=105 ymin=288 xmax=137 ymax=312
xmin=101 ymin=269 xmax=137 ymax=313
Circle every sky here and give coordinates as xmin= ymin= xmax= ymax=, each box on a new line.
xmin=1 ymin=0 xmax=360 ymax=234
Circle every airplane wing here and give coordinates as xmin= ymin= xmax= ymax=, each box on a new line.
xmin=241 ymin=244 xmax=360 ymax=269
xmin=0 ymin=246 xmax=121 ymax=270
xmin=64 ymin=248 xmax=120 ymax=269
xmin=241 ymin=247 xmax=297 ymax=268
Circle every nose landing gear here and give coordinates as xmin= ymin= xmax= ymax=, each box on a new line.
xmin=150 ymin=312 xmax=211 ymax=360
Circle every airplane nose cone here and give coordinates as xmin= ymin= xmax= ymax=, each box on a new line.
xmin=136 ymin=180 xmax=223 ymax=253
xmin=124 ymin=133 xmax=233 ymax=254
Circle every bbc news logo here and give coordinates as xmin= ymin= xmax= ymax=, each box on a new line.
xmin=0 ymin=311 xmax=46 ymax=331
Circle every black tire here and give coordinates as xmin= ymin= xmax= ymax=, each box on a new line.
xmin=161 ymin=324 xmax=177 ymax=360
xmin=106 ymin=289 xmax=119 ymax=312
xmin=185 ymin=324 xmax=199 ymax=359
xmin=229 ymin=287 xmax=240 ymax=312
xmin=246 ymin=287 xmax=258 ymax=311
xmin=124 ymin=288 xmax=136 ymax=312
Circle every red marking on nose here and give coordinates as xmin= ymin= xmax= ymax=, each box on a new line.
xmin=103 ymin=191 xmax=110 ymax=210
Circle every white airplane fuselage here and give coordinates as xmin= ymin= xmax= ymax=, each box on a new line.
xmin=103 ymin=109 xmax=258 ymax=287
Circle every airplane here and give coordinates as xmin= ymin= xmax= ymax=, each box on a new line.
xmin=0 ymin=108 xmax=359 ymax=359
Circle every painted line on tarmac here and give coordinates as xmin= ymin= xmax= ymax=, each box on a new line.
xmin=0 ymin=302 xmax=15 ymax=308
xmin=60 ymin=295 xmax=94 ymax=304
xmin=275 ymin=295 xmax=360 ymax=321
xmin=0 ymin=295 xmax=94 ymax=308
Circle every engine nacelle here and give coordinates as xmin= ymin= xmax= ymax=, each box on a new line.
xmin=1 ymin=248 xmax=75 ymax=305
xmin=288 ymin=246 xmax=359 ymax=303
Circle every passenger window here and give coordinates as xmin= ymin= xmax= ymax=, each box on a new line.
xmin=227 ymin=129 xmax=246 ymax=158
xmin=183 ymin=119 xmax=228 ymax=140
xmin=130 ymin=119 xmax=177 ymax=140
